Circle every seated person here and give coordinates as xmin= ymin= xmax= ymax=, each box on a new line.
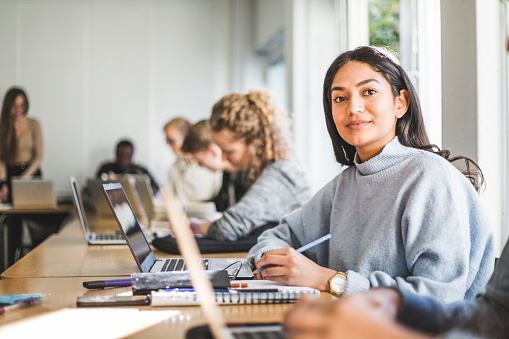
xmin=180 ymin=119 xmax=248 ymax=212
xmin=164 ymin=117 xmax=222 ymax=204
xmin=96 ymin=139 xmax=159 ymax=195
xmin=247 ymin=46 xmax=494 ymax=302
xmin=189 ymin=89 xmax=312 ymax=241
xmin=284 ymin=237 xmax=509 ymax=339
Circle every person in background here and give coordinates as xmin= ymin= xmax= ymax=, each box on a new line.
xmin=248 ymin=46 xmax=494 ymax=302
xmin=95 ymin=139 xmax=159 ymax=196
xmin=181 ymin=119 xmax=248 ymax=212
xmin=164 ymin=117 xmax=222 ymax=204
xmin=283 ymin=237 xmax=509 ymax=339
xmin=0 ymin=86 xmax=43 ymax=267
xmin=189 ymin=89 xmax=312 ymax=241
xmin=0 ymin=86 xmax=43 ymax=204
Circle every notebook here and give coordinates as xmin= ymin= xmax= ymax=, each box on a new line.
xmin=11 ymin=179 xmax=57 ymax=209
xmin=70 ymin=176 xmax=125 ymax=245
xmin=151 ymin=280 xmax=320 ymax=306
xmin=101 ymin=182 xmax=254 ymax=279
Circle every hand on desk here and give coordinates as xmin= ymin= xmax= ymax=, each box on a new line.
xmin=188 ymin=217 xmax=211 ymax=237
xmin=0 ymin=184 xmax=8 ymax=203
xmin=284 ymin=288 xmax=427 ymax=339
xmin=256 ymin=248 xmax=336 ymax=291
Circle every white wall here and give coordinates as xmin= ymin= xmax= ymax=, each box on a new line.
xmin=0 ymin=0 xmax=236 ymax=196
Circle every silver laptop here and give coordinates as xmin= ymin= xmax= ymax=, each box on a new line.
xmin=133 ymin=174 xmax=157 ymax=220
xmin=70 ymin=177 xmax=125 ymax=245
xmin=102 ymin=182 xmax=254 ymax=279
xmin=86 ymin=177 xmax=148 ymax=222
xmin=12 ymin=179 xmax=57 ymax=209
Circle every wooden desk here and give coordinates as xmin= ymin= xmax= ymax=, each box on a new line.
xmin=0 ymin=204 xmax=73 ymax=272
xmin=0 ymin=217 xmax=331 ymax=337
xmin=0 ymin=276 xmax=314 ymax=338
xmin=1 ymin=217 xmax=250 ymax=279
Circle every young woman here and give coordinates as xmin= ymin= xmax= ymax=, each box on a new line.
xmin=190 ymin=89 xmax=312 ymax=241
xmin=0 ymin=87 xmax=43 ymax=203
xmin=180 ymin=119 xmax=248 ymax=212
xmin=248 ymin=46 xmax=494 ymax=302
xmin=163 ymin=117 xmax=222 ymax=204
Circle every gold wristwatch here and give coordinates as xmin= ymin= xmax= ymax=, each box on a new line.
xmin=329 ymin=272 xmax=347 ymax=297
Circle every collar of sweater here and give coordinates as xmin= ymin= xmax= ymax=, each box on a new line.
xmin=353 ymin=137 xmax=415 ymax=175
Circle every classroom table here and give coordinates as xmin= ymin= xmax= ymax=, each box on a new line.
xmin=0 ymin=217 xmax=333 ymax=337
xmin=0 ymin=204 xmax=73 ymax=272
xmin=0 ymin=276 xmax=316 ymax=338
xmin=1 ymin=218 xmax=248 ymax=279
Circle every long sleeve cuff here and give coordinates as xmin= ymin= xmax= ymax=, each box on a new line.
xmin=396 ymin=289 xmax=441 ymax=335
xmin=344 ymin=270 xmax=370 ymax=295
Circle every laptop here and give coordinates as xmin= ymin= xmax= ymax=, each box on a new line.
xmin=133 ymin=174 xmax=159 ymax=220
xmin=12 ymin=179 xmax=57 ymax=209
xmin=86 ymin=177 xmax=148 ymax=222
xmin=70 ymin=176 xmax=125 ymax=245
xmin=102 ymin=182 xmax=254 ymax=279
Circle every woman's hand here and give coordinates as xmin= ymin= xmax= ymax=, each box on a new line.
xmin=284 ymin=289 xmax=427 ymax=339
xmin=256 ymin=248 xmax=336 ymax=291
xmin=188 ymin=217 xmax=211 ymax=236
xmin=0 ymin=184 xmax=8 ymax=203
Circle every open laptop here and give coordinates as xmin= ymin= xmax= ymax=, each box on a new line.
xmin=70 ymin=176 xmax=125 ymax=245
xmin=102 ymin=182 xmax=253 ymax=279
xmin=86 ymin=177 xmax=148 ymax=222
xmin=12 ymin=179 xmax=57 ymax=209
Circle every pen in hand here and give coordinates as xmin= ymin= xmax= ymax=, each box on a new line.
xmin=257 ymin=233 xmax=332 ymax=273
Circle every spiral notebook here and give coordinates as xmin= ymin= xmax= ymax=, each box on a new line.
xmin=151 ymin=281 xmax=320 ymax=306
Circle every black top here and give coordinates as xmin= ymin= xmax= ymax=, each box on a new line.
xmin=212 ymin=171 xmax=248 ymax=212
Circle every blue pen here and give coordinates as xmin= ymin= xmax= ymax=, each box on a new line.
xmin=257 ymin=233 xmax=332 ymax=273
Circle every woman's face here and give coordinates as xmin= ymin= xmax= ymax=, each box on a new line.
xmin=192 ymin=144 xmax=236 ymax=173
xmin=10 ymin=95 xmax=27 ymax=119
xmin=165 ymin=125 xmax=185 ymax=156
xmin=212 ymin=128 xmax=253 ymax=172
xmin=330 ymin=61 xmax=408 ymax=162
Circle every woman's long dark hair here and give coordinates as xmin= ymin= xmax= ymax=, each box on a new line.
xmin=0 ymin=87 xmax=29 ymax=164
xmin=323 ymin=46 xmax=484 ymax=192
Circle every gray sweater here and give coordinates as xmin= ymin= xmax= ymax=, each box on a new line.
xmin=398 ymin=237 xmax=509 ymax=338
xmin=207 ymin=159 xmax=312 ymax=241
xmin=248 ymin=137 xmax=494 ymax=302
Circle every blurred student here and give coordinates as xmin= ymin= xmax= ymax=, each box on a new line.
xmin=181 ymin=119 xmax=248 ymax=212
xmin=0 ymin=87 xmax=43 ymax=204
xmin=0 ymin=86 xmax=43 ymax=267
xmin=248 ymin=46 xmax=493 ymax=302
xmin=95 ymin=139 xmax=159 ymax=195
xmin=189 ymin=89 xmax=312 ymax=241
xmin=164 ymin=117 xmax=222 ymax=204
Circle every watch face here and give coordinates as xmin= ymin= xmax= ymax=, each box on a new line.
xmin=331 ymin=276 xmax=346 ymax=293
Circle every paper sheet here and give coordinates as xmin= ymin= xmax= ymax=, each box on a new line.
xmin=0 ymin=308 xmax=179 ymax=338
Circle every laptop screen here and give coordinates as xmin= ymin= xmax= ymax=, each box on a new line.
xmin=102 ymin=183 xmax=155 ymax=272
xmin=70 ymin=177 xmax=90 ymax=236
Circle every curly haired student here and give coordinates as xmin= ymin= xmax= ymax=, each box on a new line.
xmin=190 ymin=89 xmax=312 ymax=241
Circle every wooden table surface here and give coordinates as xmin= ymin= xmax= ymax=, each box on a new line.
xmin=0 ymin=217 xmax=332 ymax=338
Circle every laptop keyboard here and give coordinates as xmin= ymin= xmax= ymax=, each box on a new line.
xmin=91 ymin=233 xmax=124 ymax=241
xmin=161 ymin=258 xmax=210 ymax=271
xmin=231 ymin=330 xmax=286 ymax=339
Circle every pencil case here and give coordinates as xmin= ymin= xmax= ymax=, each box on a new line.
xmin=131 ymin=270 xmax=231 ymax=295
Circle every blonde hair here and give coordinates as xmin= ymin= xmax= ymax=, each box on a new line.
xmin=163 ymin=117 xmax=191 ymax=136
xmin=209 ymin=89 xmax=291 ymax=185
xmin=181 ymin=120 xmax=212 ymax=154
